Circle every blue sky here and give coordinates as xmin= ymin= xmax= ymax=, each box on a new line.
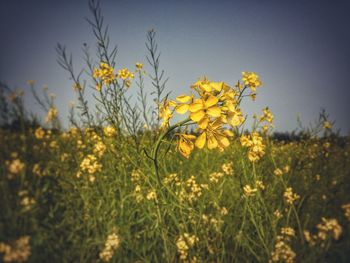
xmin=1 ymin=0 xmax=349 ymax=133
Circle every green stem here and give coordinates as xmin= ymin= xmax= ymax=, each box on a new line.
xmin=151 ymin=118 xmax=191 ymax=186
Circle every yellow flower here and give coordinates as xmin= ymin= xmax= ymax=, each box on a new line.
xmin=135 ymin=62 xmax=143 ymax=71
xmin=159 ymin=99 xmax=176 ymax=127
xmin=283 ymin=187 xmax=300 ymax=204
xmin=242 ymin=72 xmax=262 ymax=91
xmin=34 ymin=127 xmax=45 ymax=139
xmin=222 ymin=107 xmax=245 ymax=127
xmin=240 ymin=132 xmax=265 ymax=162
xmin=174 ymin=94 xmax=192 ymax=114
xmin=45 ymin=107 xmax=58 ymax=123
xmin=323 ymin=121 xmax=332 ymax=130
xmin=99 ymin=233 xmax=120 ymax=262
xmin=195 ymin=120 xmax=233 ymax=151
xmin=117 ymin=68 xmax=134 ymax=80
xmin=274 ymin=168 xmax=283 ymax=177
xmin=7 ymin=159 xmax=25 ymax=176
xmin=96 ymin=83 xmax=102 ymax=91
xmin=261 ymin=107 xmax=274 ymax=123
xmin=189 ymin=95 xmax=221 ymax=128
xmin=103 ymin=126 xmax=116 ymax=137
xmin=177 ymin=134 xmax=196 ymax=158
xmin=93 ymin=62 xmax=116 ymax=86
xmin=146 ymin=190 xmax=157 ymax=200
xmin=73 ymin=83 xmax=82 ymax=91
xmin=342 ymin=203 xmax=350 ymax=221
xmin=243 ymin=185 xmax=257 ymax=197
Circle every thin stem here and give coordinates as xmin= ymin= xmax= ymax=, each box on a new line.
xmin=151 ymin=118 xmax=191 ymax=185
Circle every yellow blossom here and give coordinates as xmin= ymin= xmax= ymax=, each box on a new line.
xmin=274 ymin=168 xmax=283 ymax=177
xmin=99 ymin=233 xmax=120 ymax=262
xmin=283 ymin=187 xmax=300 ymax=205
xmin=34 ymin=127 xmax=45 ymax=139
xmin=103 ymin=126 xmax=116 ymax=137
xmin=159 ymin=99 xmax=176 ymax=128
xmin=0 ymin=236 xmax=31 ymax=263
xmin=323 ymin=121 xmax=332 ymax=130
xmin=93 ymin=62 xmax=116 ymax=86
xmin=195 ymin=120 xmax=233 ymax=151
xmin=243 ymin=185 xmax=257 ymax=197
xmin=177 ymin=134 xmax=196 ymax=158
xmin=135 ymin=62 xmax=143 ymax=71
xmin=45 ymin=107 xmax=58 ymax=123
xmin=242 ymin=72 xmax=262 ymax=91
xmin=342 ymin=203 xmax=350 ymax=221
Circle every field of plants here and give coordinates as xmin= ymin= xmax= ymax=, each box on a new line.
xmin=1 ymin=1 xmax=350 ymax=262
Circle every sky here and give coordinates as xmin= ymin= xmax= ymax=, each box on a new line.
xmin=0 ymin=0 xmax=350 ymax=133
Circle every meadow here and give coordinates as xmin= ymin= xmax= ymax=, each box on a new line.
xmin=1 ymin=1 xmax=350 ymax=262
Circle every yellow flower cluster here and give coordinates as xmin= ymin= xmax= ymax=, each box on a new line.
xmin=256 ymin=180 xmax=265 ymax=190
xmin=304 ymin=217 xmax=342 ymax=247
xmin=209 ymin=172 xmax=224 ymax=183
xmin=283 ymin=187 xmax=300 ymax=205
xmin=176 ymin=176 xmax=208 ymax=203
xmin=72 ymin=82 xmax=82 ymax=91
xmin=242 ymin=71 xmax=262 ymax=92
xmin=45 ymin=107 xmax=58 ymax=123
xmin=93 ymin=141 xmax=107 ymax=158
xmin=93 ymin=62 xmax=116 ymax=88
xmin=34 ymin=127 xmax=45 ymax=139
xmin=156 ymin=72 xmax=263 ymax=158
xmin=273 ymin=168 xmax=283 ymax=177
xmin=202 ymin=215 xmax=224 ymax=232
xmin=135 ymin=62 xmax=143 ymax=72
xmin=159 ymin=99 xmax=177 ymax=128
xmin=0 ymin=236 xmax=31 ymax=263
xmin=117 ymin=68 xmax=134 ymax=88
xmin=274 ymin=209 xmax=283 ymax=219
xmin=146 ymin=190 xmax=157 ymax=201
xmin=176 ymin=233 xmax=198 ymax=261
xmin=270 ymin=227 xmax=296 ymax=263
xmin=323 ymin=121 xmax=332 ymax=130
xmin=79 ymin=154 xmax=102 ymax=182
xmin=342 ymin=203 xmax=350 ymax=221
xmin=163 ymin=173 xmax=181 ymax=186
xmin=221 ymin=162 xmax=233 ymax=175
xmin=18 ymin=190 xmax=36 ymax=211
xmin=6 ymin=159 xmax=25 ymax=179
xmin=103 ymin=126 xmax=116 ymax=137
xmin=261 ymin=107 xmax=274 ymax=123
xmin=316 ymin=217 xmax=342 ymax=241
xmin=240 ymin=132 xmax=266 ymax=162
xmin=99 ymin=233 xmax=120 ymax=262
xmin=243 ymin=184 xmax=257 ymax=198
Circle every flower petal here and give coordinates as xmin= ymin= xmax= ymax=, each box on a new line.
xmin=195 ymin=132 xmax=206 ymax=149
xmin=189 ymin=99 xmax=204 ymax=112
xmin=176 ymin=95 xmax=192 ymax=103
xmin=207 ymin=106 xmax=221 ymax=117
xmin=204 ymin=95 xmax=218 ymax=108
xmin=190 ymin=110 xmax=205 ymax=122
xmin=224 ymin=130 xmax=234 ymax=137
xmin=210 ymin=82 xmax=223 ymax=92
xmin=207 ymin=135 xmax=218 ymax=149
xmin=175 ymin=104 xmax=189 ymax=114
xmin=198 ymin=118 xmax=209 ymax=129
xmin=200 ymin=84 xmax=212 ymax=92
xmin=218 ymin=135 xmax=230 ymax=148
